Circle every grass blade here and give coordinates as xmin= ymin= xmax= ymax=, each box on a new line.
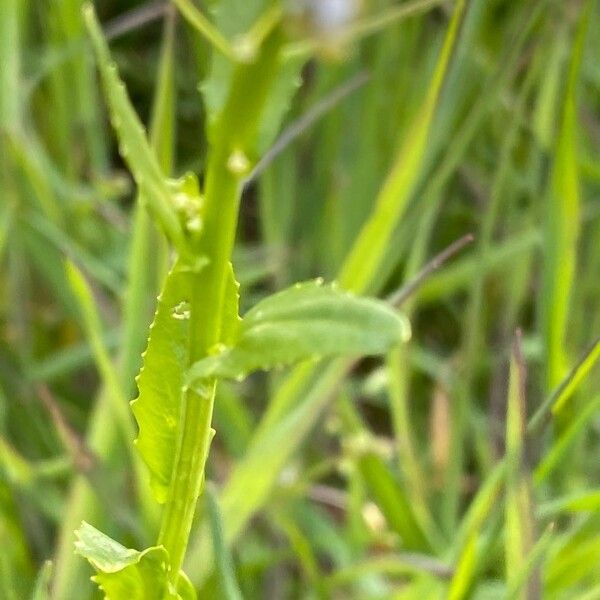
xmin=529 ymin=335 xmax=600 ymax=432
xmin=541 ymin=0 xmax=591 ymax=399
xmin=64 ymin=261 xmax=134 ymax=446
xmin=506 ymin=524 xmax=554 ymax=600
xmin=338 ymin=0 xmax=467 ymax=294
xmin=205 ymin=485 xmax=243 ymax=600
xmin=504 ymin=332 xmax=534 ymax=599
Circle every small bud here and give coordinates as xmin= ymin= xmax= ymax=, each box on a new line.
xmin=227 ymin=149 xmax=251 ymax=176
xmin=186 ymin=216 xmax=203 ymax=233
xmin=362 ymin=501 xmax=386 ymax=533
xmin=232 ymin=35 xmax=257 ymax=63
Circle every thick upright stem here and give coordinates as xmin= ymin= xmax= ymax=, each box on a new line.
xmin=157 ymin=153 xmax=241 ymax=575
xmin=156 ymin=31 xmax=283 ymax=580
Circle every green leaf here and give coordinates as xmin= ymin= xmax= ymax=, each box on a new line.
xmin=541 ymin=0 xmax=591 ymax=396
xmin=505 ymin=335 xmax=534 ymax=599
xmin=187 ymin=281 xmax=411 ymax=382
xmin=75 ymin=522 xmax=172 ymax=599
xmin=506 ymin=525 xmax=553 ymax=600
xmin=0 ymin=0 xmax=20 ymax=128
xmin=528 ymin=336 xmax=600 ymax=432
xmin=539 ymin=489 xmax=600 ymax=517
xmin=65 ymin=260 xmax=134 ymax=444
xmin=545 ymin=516 xmax=600 ymax=593
xmin=552 ymin=336 xmax=600 ymax=415
xmin=82 ymin=4 xmax=185 ymax=251
xmin=338 ymin=0 xmax=468 ymax=293
xmin=205 ymin=485 xmax=243 ymax=600
xmin=358 ymin=452 xmax=430 ymax=551
xmin=131 ymin=263 xmax=196 ymax=504
xmin=447 ymin=533 xmax=478 ymax=600
xmin=450 ymin=461 xmax=506 ymax=563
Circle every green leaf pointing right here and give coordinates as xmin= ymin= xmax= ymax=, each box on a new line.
xmin=187 ymin=280 xmax=411 ymax=383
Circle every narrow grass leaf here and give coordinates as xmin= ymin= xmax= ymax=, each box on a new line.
xmin=447 ymin=533 xmax=478 ymax=600
xmin=417 ymin=229 xmax=540 ymax=305
xmin=275 ymin=514 xmax=328 ymax=598
xmin=28 ymin=213 xmax=122 ymax=294
xmin=205 ymin=485 xmax=243 ymax=600
xmin=148 ymin=9 xmax=177 ymax=179
xmin=506 ymin=524 xmax=553 ymax=600
xmin=552 ymin=336 xmax=600 ymax=414
xmin=386 ymin=345 xmax=436 ymax=544
xmin=545 ymin=517 xmax=600 ymax=593
xmin=358 ymin=452 xmax=430 ymax=551
xmin=533 ymin=30 xmax=565 ymax=152
xmin=65 ymin=260 xmax=134 ymax=444
xmin=0 ymin=0 xmax=20 ymax=128
xmin=505 ymin=333 xmax=533 ymax=598
xmin=534 ymin=394 xmax=600 ymax=484
xmin=451 ymin=461 xmax=506 ymax=559
xmin=338 ymin=0 xmax=467 ymax=294
xmin=538 ymin=490 xmax=600 ymax=518
xmin=529 ymin=335 xmax=600 ymax=431
xmin=327 ymin=553 xmax=453 ymax=587
xmin=542 ymin=0 xmax=591 ymax=396
xmin=6 ymin=133 xmax=63 ymax=226
xmin=219 ymin=360 xmax=351 ymax=550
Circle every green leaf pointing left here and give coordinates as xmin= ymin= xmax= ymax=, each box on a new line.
xmin=74 ymin=522 xmax=175 ymax=599
xmin=131 ymin=264 xmax=194 ymax=504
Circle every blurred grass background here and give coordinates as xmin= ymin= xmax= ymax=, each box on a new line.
xmin=1 ymin=0 xmax=600 ymax=598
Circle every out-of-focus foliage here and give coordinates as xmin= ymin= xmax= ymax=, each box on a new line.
xmin=1 ymin=0 xmax=600 ymax=598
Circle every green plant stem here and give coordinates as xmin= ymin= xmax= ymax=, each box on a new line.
xmin=157 ymin=383 xmax=217 ymax=578
xmin=156 ymin=31 xmax=283 ymax=580
xmin=156 ymin=157 xmax=241 ymax=573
